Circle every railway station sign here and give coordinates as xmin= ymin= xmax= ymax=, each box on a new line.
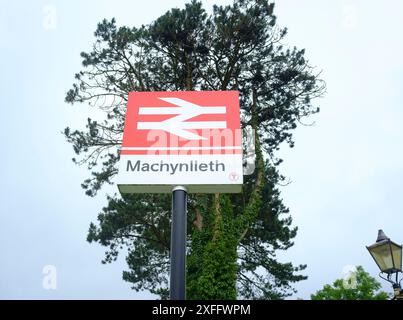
xmin=117 ymin=91 xmax=243 ymax=193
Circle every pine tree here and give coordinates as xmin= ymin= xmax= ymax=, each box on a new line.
xmin=65 ymin=0 xmax=325 ymax=299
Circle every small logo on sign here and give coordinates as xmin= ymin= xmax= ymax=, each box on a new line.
xmin=229 ymin=172 xmax=239 ymax=181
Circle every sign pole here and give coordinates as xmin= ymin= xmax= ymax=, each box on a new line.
xmin=170 ymin=186 xmax=187 ymax=300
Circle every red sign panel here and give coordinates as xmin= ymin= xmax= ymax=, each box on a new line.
xmin=120 ymin=91 xmax=241 ymax=155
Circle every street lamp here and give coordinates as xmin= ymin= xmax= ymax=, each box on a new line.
xmin=367 ymin=230 xmax=403 ymax=299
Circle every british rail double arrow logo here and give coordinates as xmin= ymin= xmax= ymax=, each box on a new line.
xmin=137 ymin=97 xmax=227 ymax=140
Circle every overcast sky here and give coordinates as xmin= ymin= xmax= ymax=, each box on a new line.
xmin=1 ymin=0 xmax=402 ymax=299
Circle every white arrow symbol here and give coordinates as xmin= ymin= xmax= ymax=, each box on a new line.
xmin=137 ymin=97 xmax=227 ymax=140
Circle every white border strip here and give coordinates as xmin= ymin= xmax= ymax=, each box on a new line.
xmin=121 ymin=146 xmax=242 ymax=151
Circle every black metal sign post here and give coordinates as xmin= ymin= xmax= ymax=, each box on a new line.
xmin=170 ymin=186 xmax=187 ymax=300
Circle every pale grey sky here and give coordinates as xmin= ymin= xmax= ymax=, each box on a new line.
xmin=0 ymin=0 xmax=402 ymax=299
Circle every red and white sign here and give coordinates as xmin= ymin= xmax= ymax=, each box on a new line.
xmin=117 ymin=91 xmax=243 ymax=193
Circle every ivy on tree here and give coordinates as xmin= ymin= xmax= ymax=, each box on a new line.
xmin=65 ymin=0 xmax=325 ymax=299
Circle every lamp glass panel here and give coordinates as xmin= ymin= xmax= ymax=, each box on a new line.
xmin=369 ymin=243 xmax=394 ymax=272
xmin=391 ymin=243 xmax=402 ymax=271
